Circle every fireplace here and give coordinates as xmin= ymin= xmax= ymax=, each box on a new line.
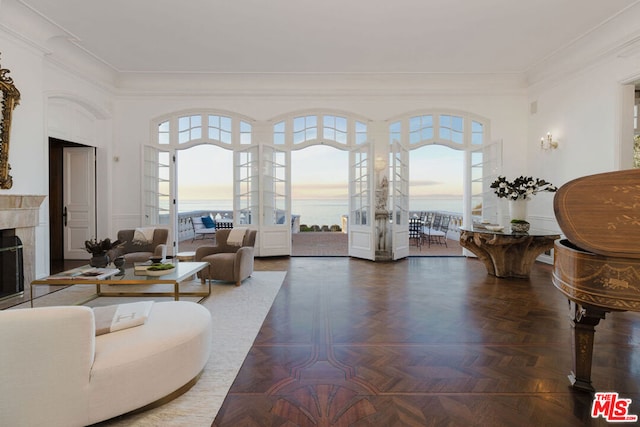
xmin=0 ymin=195 xmax=45 ymax=288
xmin=0 ymin=230 xmax=24 ymax=300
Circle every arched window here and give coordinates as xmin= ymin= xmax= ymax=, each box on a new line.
xmin=271 ymin=110 xmax=370 ymax=149
xmin=387 ymin=110 xmax=494 ymax=224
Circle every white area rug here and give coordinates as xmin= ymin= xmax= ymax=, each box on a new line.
xmin=12 ymin=271 xmax=287 ymax=426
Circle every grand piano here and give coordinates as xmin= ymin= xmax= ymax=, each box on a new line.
xmin=553 ymin=169 xmax=640 ymax=392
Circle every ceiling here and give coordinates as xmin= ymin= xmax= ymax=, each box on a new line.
xmin=19 ymin=0 xmax=640 ymax=74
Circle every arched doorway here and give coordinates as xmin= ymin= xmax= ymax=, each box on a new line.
xmin=291 ymin=145 xmax=349 ymax=256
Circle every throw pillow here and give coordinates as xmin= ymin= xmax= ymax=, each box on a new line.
xmin=202 ymin=216 xmax=216 ymax=229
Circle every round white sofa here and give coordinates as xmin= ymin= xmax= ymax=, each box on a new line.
xmin=0 ymin=301 xmax=212 ymax=427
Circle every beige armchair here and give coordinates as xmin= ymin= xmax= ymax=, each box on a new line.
xmin=195 ymin=229 xmax=257 ymax=286
xmin=109 ymin=228 xmax=169 ymax=266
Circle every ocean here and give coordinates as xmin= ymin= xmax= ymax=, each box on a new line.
xmin=179 ymin=198 xmax=462 ymax=227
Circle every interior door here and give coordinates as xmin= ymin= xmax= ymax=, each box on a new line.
xmin=259 ymin=145 xmax=291 ymax=256
xmin=63 ymin=146 xmax=96 ymax=260
xmin=348 ymin=142 xmax=375 ymax=260
xmin=391 ymin=140 xmax=410 ymax=260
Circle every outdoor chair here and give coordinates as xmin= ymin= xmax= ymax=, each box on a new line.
xmin=424 ymin=215 xmax=450 ymax=247
xmin=409 ymin=217 xmax=423 ymax=249
xmin=191 ymin=215 xmax=217 ymax=242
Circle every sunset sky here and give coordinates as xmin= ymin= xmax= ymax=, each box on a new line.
xmin=176 ymin=144 xmax=463 ymax=201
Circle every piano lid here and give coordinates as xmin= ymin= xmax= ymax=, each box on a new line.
xmin=554 ymin=169 xmax=640 ymax=259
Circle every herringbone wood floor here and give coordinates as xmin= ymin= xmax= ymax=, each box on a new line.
xmin=213 ymin=257 xmax=640 ymax=427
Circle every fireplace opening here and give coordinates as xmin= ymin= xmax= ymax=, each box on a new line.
xmin=0 ymin=229 xmax=24 ymax=301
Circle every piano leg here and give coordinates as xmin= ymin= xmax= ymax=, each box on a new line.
xmin=567 ymin=300 xmax=608 ymax=392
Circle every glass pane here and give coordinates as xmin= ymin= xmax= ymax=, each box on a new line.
xmin=240 ymin=121 xmax=252 ymax=145
xmin=208 ymin=115 xmax=232 ymax=144
xmin=439 ymin=115 xmax=463 ymax=144
xmin=273 ymin=121 xmax=285 ymax=145
xmin=389 ymin=121 xmax=401 ymax=144
xmin=293 ymin=115 xmax=318 ymax=144
xmin=323 ymin=115 xmax=347 ymax=144
xmin=472 ymin=121 xmax=484 ymax=145
xmin=158 ymin=121 xmax=170 ymax=145
xmin=356 ymin=121 xmax=368 ymax=144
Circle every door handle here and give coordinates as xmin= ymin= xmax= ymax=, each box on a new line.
xmin=63 ymin=206 xmax=68 ymax=227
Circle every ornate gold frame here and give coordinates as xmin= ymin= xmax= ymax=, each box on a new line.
xmin=0 ymin=55 xmax=20 ymax=189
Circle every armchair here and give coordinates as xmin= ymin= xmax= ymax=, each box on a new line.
xmin=109 ymin=228 xmax=168 ymax=266
xmin=195 ymin=228 xmax=257 ymax=286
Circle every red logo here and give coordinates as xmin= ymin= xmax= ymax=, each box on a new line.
xmin=591 ymin=392 xmax=638 ymax=422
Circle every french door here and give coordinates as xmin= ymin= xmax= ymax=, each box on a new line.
xmin=390 ymin=140 xmax=410 ymax=260
xmin=348 ymin=143 xmax=375 ymax=260
xmin=468 ymin=139 xmax=502 ymax=227
xmin=256 ymin=145 xmax=291 ymax=256
xmin=143 ymin=145 xmax=175 ymax=253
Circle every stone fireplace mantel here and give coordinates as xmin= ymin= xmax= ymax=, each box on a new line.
xmin=0 ymin=195 xmax=46 ymax=286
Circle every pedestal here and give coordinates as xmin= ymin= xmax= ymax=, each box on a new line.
xmin=375 ymin=211 xmax=392 ymax=261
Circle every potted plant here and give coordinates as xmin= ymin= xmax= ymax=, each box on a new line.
xmin=490 ymin=175 xmax=557 ymax=231
xmin=85 ymin=238 xmax=125 ymax=268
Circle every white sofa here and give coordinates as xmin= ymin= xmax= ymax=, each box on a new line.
xmin=0 ymin=301 xmax=212 ymax=427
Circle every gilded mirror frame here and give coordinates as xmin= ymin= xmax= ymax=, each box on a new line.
xmin=0 ymin=54 xmax=20 ymax=189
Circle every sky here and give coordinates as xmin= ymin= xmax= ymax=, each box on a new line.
xmin=176 ymin=143 xmax=464 ymax=201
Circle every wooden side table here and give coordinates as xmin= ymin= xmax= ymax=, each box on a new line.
xmin=459 ymin=227 xmax=560 ymax=278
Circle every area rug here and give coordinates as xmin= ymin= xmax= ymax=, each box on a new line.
xmin=11 ymin=271 xmax=287 ymax=426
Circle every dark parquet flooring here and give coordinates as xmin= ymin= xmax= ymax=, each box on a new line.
xmin=214 ymin=257 xmax=640 ymax=427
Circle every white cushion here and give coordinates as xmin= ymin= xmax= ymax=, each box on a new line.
xmin=88 ymin=301 xmax=212 ymax=424
xmin=0 ymin=306 xmax=95 ymax=427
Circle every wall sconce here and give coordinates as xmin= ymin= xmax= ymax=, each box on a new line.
xmin=540 ymin=132 xmax=559 ymax=150
xmin=374 ymin=156 xmax=387 ymax=172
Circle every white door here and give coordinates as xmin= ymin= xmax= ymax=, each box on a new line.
xmin=390 ymin=140 xmax=410 ymax=260
xmin=63 ymin=146 xmax=96 ymax=260
xmin=143 ymin=145 xmax=175 ymax=254
xmin=348 ymin=143 xmax=375 ymax=260
xmin=235 ymin=146 xmax=260 ymax=252
xmin=468 ymin=139 xmax=502 ymax=227
xmin=259 ymin=145 xmax=291 ymax=256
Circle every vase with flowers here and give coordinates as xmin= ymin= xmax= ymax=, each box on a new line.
xmin=489 ymin=175 xmax=557 ymax=232
xmin=85 ymin=238 xmax=125 ymax=268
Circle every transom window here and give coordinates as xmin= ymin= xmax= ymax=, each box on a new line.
xmin=208 ymin=115 xmax=232 ymax=144
xmin=271 ymin=112 xmax=369 ymax=147
xmin=409 ymin=115 xmax=434 ymax=144
xmin=293 ymin=115 xmax=318 ymax=144
xmin=155 ymin=111 xmax=254 ymax=147
xmin=389 ymin=112 xmax=486 ymax=148
xmin=323 ymin=115 xmax=347 ymax=144
xmin=178 ymin=115 xmax=202 ymax=143
xmin=158 ymin=121 xmax=170 ymax=145
xmin=439 ymin=115 xmax=464 ymax=144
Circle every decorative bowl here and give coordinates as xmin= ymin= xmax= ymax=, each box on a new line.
xmin=146 ymin=268 xmax=174 ymax=276
xmin=485 ymin=225 xmax=504 ymax=232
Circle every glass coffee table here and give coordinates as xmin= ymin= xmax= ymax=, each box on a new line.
xmin=30 ymin=261 xmax=210 ymax=307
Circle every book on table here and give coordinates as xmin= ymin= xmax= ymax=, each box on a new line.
xmin=48 ymin=267 xmax=120 ymax=280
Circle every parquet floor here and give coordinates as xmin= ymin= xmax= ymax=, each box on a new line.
xmin=214 ymin=257 xmax=640 ymax=427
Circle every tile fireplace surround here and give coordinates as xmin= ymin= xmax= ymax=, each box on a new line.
xmin=0 ymin=195 xmax=45 ymax=287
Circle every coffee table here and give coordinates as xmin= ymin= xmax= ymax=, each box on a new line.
xmin=30 ymin=261 xmax=210 ymax=307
